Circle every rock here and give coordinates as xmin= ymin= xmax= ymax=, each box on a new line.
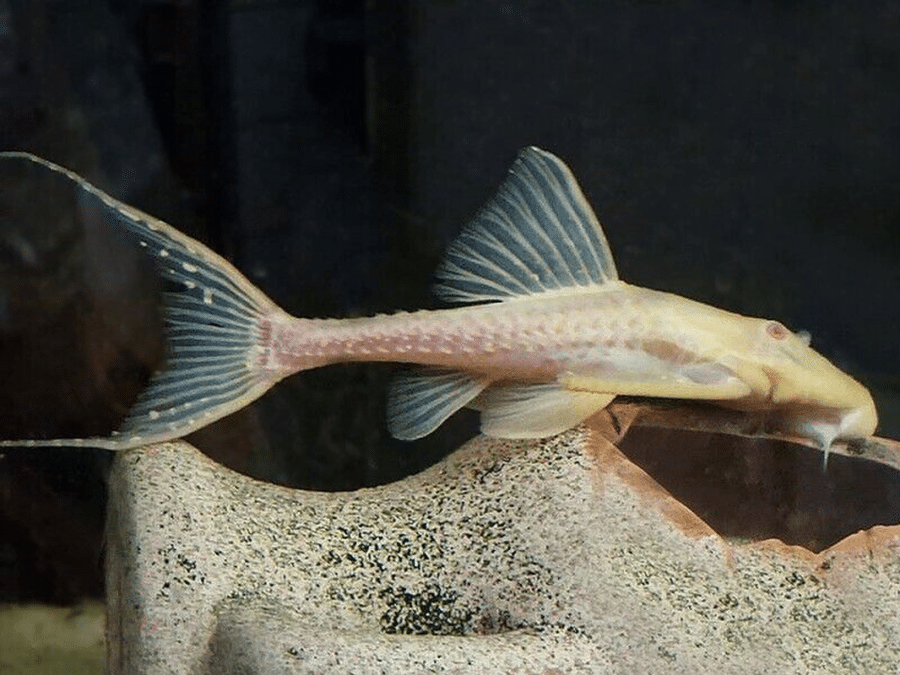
xmin=106 ymin=421 xmax=900 ymax=674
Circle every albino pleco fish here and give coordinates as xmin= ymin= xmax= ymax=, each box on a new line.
xmin=0 ymin=148 xmax=877 ymax=461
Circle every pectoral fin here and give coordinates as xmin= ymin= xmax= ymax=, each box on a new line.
xmin=474 ymin=383 xmax=615 ymax=439
xmin=561 ymin=362 xmax=752 ymax=401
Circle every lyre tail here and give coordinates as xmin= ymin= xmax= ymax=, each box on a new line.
xmin=0 ymin=152 xmax=284 ymax=451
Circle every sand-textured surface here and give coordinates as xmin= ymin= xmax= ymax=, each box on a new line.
xmin=106 ymin=426 xmax=900 ymax=674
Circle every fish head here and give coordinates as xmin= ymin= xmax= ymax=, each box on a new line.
xmin=741 ymin=318 xmax=877 ymax=446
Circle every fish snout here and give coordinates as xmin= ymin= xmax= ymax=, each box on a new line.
xmin=837 ymin=394 xmax=878 ymax=441
xmin=761 ymin=356 xmax=878 ymax=443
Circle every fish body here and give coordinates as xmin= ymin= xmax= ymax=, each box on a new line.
xmin=266 ymin=286 xmax=785 ymax=393
xmin=0 ymin=148 xmax=877 ymax=456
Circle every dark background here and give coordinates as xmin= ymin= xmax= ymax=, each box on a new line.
xmin=0 ymin=0 xmax=897 ymax=603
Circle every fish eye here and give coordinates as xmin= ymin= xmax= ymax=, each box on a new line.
xmin=765 ymin=321 xmax=789 ymax=340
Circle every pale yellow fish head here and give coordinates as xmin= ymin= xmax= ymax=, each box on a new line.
xmin=736 ymin=318 xmax=877 ymax=448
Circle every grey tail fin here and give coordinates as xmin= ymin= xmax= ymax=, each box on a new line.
xmin=0 ymin=152 xmax=283 ymax=450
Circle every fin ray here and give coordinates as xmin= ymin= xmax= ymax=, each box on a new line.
xmin=387 ymin=369 xmax=489 ymax=440
xmin=561 ymin=365 xmax=752 ymax=400
xmin=476 ymin=383 xmax=615 ymax=439
xmin=434 ymin=147 xmax=618 ymax=304
xmin=0 ymin=152 xmax=280 ymax=450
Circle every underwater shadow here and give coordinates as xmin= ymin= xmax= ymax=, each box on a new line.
xmin=616 ymin=426 xmax=900 ymax=553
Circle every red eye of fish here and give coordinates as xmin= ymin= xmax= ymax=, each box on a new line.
xmin=766 ymin=321 xmax=789 ymax=340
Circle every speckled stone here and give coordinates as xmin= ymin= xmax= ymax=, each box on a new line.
xmin=106 ymin=422 xmax=900 ymax=674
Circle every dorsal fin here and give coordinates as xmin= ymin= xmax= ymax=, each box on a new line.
xmin=434 ymin=147 xmax=618 ymax=304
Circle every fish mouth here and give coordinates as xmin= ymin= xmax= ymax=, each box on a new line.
xmin=765 ymin=398 xmax=878 ymax=450
xmin=835 ymin=397 xmax=878 ymax=441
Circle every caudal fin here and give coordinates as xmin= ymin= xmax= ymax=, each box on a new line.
xmin=0 ymin=153 xmax=282 ymax=450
